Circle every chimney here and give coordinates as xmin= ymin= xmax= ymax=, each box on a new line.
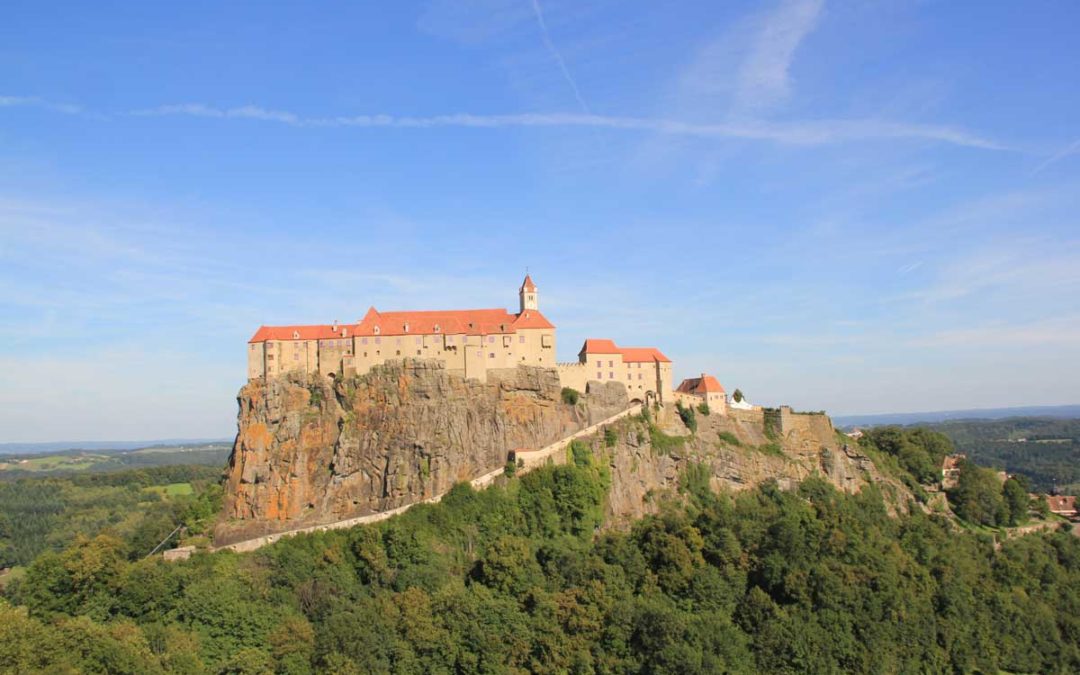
xmin=342 ymin=328 xmax=348 ymax=338
xmin=333 ymin=319 xmax=339 ymax=332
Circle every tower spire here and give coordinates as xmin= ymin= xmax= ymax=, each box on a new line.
xmin=519 ymin=273 xmax=538 ymax=313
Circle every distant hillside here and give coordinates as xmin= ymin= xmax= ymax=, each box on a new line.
xmin=0 ymin=442 xmax=231 ymax=479
xmin=0 ymin=438 xmax=231 ymax=456
xmin=834 ymin=405 xmax=1080 ymax=428
xmin=919 ymin=417 xmax=1080 ymax=494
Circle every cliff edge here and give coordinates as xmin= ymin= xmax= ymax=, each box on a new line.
xmin=216 ymin=361 xmax=627 ymax=544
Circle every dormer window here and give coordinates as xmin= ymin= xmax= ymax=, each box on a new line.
xmin=374 ymin=326 xmax=380 ymax=335
xmin=434 ymin=324 xmax=440 ymax=333
xmin=342 ymin=328 xmax=348 ymax=338
xmin=292 ymin=330 xmax=300 ymax=339
xmin=404 ymin=322 xmax=409 ymax=333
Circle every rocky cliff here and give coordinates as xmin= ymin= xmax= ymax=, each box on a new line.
xmin=594 ymin=407 xmax=913 ymax=528
xmin=216 ymin=361 xmax=628 ymax=544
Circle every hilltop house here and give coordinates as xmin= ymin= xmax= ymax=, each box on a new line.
xmin=673 ymin=374 xmax=727 ymax=415
xmin=1046 ymin=494 xmax=1077 ymax=518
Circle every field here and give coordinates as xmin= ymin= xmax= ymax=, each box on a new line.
xmin=0 ymin=442 xmax=231 ymax=479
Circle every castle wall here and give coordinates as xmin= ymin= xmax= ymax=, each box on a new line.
xmin=729 ymin=407 xmax=765 ymax=426
xmin=778 ymin=405 xmax=834 ymax=437
xmin=333 ymin=327 xmax=555 ymax=383
xmin=557 ymin=362 xmax=589 ymax=393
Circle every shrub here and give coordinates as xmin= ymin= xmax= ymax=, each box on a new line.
xmin=604 ymin=427 xmax=618 ymax=448
xmin=675 ymin=401 xmax=697 ymax=433
xmin=570 ymin=440 xmax=593 ymax=469
xmin=717 ymin=431 xmax=741 ymax=447
xmin=733 ymin=389 xmax=744 ymax=403
xmin=697 ymin=402 xmax=710 ymax=416
xmin=503 ymin=460 xmax=516 ymax=477
xmin=650 ymin=426 xmax=686 ymax=456
xmin=639 ymin=406 xmax=652 ymax=425
xmin=758 ymin=442 xmax=783 ymax=458
xmin=560 ymin=387 xmax=580 ymax=405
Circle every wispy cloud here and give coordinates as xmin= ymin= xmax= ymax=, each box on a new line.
xmin=130 ymin=103 xmax=1008 ymax=149
xmin=0 ymin=95 xmax=83 ymax=115
xmin=529 ymin=0 xmax=589 ymax=113
xmin=1032 ymin=138 xmax=1080 ymax=175
xmin=735 ymin=0 xmax=825 ymax=112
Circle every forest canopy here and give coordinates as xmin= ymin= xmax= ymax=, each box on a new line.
xmin=2 ymin=442 xmax=1079 ymax=674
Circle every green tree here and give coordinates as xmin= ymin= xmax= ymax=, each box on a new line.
xmin=1002 ymin=477 xmax=1029 ymax=526
xmin=948 ymin=460 xmax=1007 ymax=526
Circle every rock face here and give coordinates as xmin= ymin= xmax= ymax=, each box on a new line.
xmin=217 ymin=361 xmax=627 ymax=544
xmin=597 ymin=407 xmax=911 ymax=529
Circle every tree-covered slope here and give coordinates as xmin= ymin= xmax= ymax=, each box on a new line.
xmin=3 ymin=441 xmax=1079 ymax=674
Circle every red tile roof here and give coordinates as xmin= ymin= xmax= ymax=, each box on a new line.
xmin=580 ymin=339 xmax=619 ymax=355
xmin=676 ymin=374 xmax=725 ymax=394
xmin=1047 ymin=495 xmax=1077 ymax=514
xmin=620 ymin=347 xmax=672 ymax=363
xmin=248 ymin=324 xmax=347 ymax=343
xmin=520 ymin=274 xmax=537 ymax=292
xmin=249 ymin=307 xmax=554 ymax=343
xmin=578 ymin=339 xmax=671 ymax=363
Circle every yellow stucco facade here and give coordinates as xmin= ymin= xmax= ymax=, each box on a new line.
xmin=246 ymin=276 xmax=674 ymax=401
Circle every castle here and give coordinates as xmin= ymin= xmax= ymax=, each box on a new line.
xmin=248 ymin=275 xmax=680 ymax=405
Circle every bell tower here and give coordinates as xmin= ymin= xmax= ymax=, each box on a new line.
xmin=519 ymin=274 xmax=538 ymax=313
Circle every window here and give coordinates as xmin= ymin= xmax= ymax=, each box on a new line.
xmin=489 ymin=352 xmax=495 ymax=359
xmin=396 ymin=338 xmax=402 ymax=345
xmin=416 ymin=350 xmax=421 ymax=356
xmin=375 ymin=337 xmax=381 ymax=345
xmin=434 ymin=324 xmax=441 ymax=333
xmin=609 ymin=360 xmax=614 ymax=367
xmin=267 ymin=355 xmax=274 ymax=361
xmin=415 ymin=337 xmax=421 ymax=345
xmin=638 ymin=373 xmax=642 ymax=380
xmin=294 ymin=354 xmax=299 ymax=361
xmin=396 ymin=350 xmax=401 ymax=356
xmin=362 ymin=337 xmax=368 ymax=345
xmin=519 ymin=335 xmax=525 ymax=343
xmin=597 ymin=372 xmax=601 ymax=379
xmin=609 ymin=372 xmax=614 ymax=379
xmin=447 ymin=336 xmax=454 ymax=344
xmin=363 ymin=352 xmax=367 ymax=357
xmin=487 ymin=336 xmax=495 ymax=343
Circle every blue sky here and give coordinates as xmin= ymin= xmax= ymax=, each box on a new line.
xmin=2 ymin=0 xmax=1078 ymax=442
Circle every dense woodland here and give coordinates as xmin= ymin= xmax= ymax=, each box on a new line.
xmin=926 ymin=417 xmax=1080 ymax=493
xmin=2 ymin=431 xmax=1079 ymax=674
xmin=0 ymin=465 xmax=223 ymax=568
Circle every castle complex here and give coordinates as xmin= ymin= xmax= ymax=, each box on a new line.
xmin=248 ymin=275 xmax=713 ymax=407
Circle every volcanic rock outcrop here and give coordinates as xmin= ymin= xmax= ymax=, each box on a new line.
xmin=217 ymin=361 xmax=627 ymax=543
